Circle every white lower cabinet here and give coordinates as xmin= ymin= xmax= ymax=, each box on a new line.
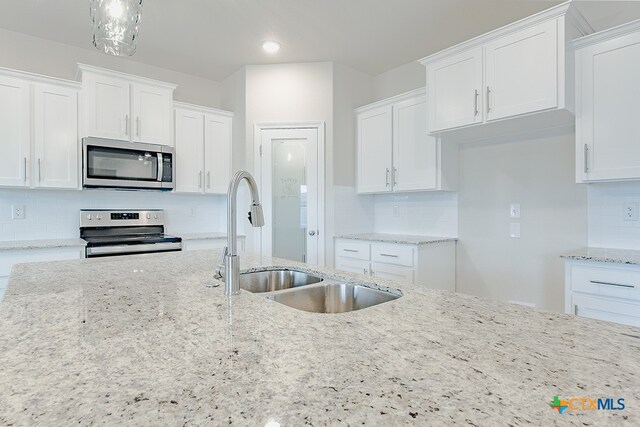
xmin=334 ymin=238 xmax=456 ymax=290
xmin=565 ymin=260 xmax=640 ymax=327
xmin=0 ymin=246 xmax=85 ymax=300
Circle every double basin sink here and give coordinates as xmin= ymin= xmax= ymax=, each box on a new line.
xmin=233 ymin=269 xmax=401 ymax=313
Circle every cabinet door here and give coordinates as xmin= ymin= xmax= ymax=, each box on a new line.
xmin=174 ymin=108 xmax=204 ymax=193
xmin=0 ymin=76 xmax=30 ymax=187
xmin=204 ymin=113 xmax=232 ymax=194
xmin=427 ymin=47 xmax=483 ymax=132
xmin=33 ymin=84 xmax=79 ymax=189
xmin=335 ymin=257 xmax=370 ymax=276
xmin=371 ymin=262 xmax=414 ymax=284
xmin=578 ymin=30 xmax=640 ymax=181
xmin=82 ymin=73 xmax=130 ymax=140
xmin=572 ymin=293 xmax=640 ymax=328
xmin=393 ymin=95 xmax=437 ymax=191
xmin=132 ymin=83 xmax=173 ymax=146
xmin=357 ymin=105 xmax=393 ymax=193
xmin=485 ymin=19 xmax=558 ymax=122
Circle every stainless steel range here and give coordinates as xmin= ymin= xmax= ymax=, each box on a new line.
xmin=80 ymin=209 xmax=182 ymax=258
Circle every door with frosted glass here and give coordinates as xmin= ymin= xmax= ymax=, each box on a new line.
xmin=260 ymin=128 xmax=320 ymax=265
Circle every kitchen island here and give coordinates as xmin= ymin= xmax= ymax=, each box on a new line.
xmin=0 ymin=250 xmax=638 ymax=425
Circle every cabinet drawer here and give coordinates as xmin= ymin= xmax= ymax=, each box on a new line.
xmin=335 ymin=240 xmax=370 ymax=260
xmin=570 ymin=264 xmax=640 ymax=302
xmin=371 ymin=262 xmax=414 ymax=284
xmin=335 ymin=257 xmax=370 ymax=276
xmin=371 ymin=243 xmax=414 ymax=267
xmin=571 ymin=292 xmax=640 ymax=328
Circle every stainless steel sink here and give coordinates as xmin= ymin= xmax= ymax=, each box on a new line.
xmin=268 ymin=283 xmax=401 ymax=313
xmin=238 ymin=269 xmax=323 ymax=293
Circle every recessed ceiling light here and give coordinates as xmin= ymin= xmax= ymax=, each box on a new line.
xmin=262 ymin=41 xmax=281 ymax=54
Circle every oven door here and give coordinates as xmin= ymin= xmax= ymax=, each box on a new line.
xmin=83 ymin=138 xmax=174 ymax=190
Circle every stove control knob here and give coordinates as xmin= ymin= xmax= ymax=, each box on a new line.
xmin=146 ymin=213 xmax=151 ymax=219
xmin=154 ymin=214 xmax=158 ymax=219
xmin=86 ymin=214 xmax=92 ymax=221
xmin=96 ymin=214 xmax=102 ymax=220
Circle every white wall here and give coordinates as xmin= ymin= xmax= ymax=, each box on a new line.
xmin=0 ymin=28 xmax=222 ymax=108
xmin=588 ymin=181 xmax=640 ymax=249
xmin=0 ymin=189 xmax=226 ymax=241
xmin=456 ymin=128 xmax=587 ymax=312
xmin=372 ymin=61 xmax=425 ymax=100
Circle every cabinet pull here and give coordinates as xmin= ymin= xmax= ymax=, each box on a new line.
xmin=198 ymin=171 xmax=202 ymax=189
xmin=125 ymin=114 xmax=129 ymax=136
xmin=343 ymin=249 xmax=359 ymax=253
xmin=207 ymin=171 xmax=211 ymax=189
xmin=23 ymin=157 xmax=27 ymax=184
xmin=386 ymin=168 xmax=390 ymax=187
xmin=380 ymin=253 xmax=399 ymax=258
xmin=38 ymin=158 xmax=42 ymax=183
xmin=363 ymin=268 xmax=367 ymax=275
xmin=574 ymin=304 xmax=578 ymax=315
xmin=136 ymin=117 xmax=141 ymax=137
xmin=474 ymin=89 xmax=479 ymax=116
xmin=486 ymin=86 xmax=491 ymax=113
xmin=393 ymin=167 xmax=398 ymax=187
xmin=583 ymin=144 xmax=589 ymax=174
xmin=590 ymin=280 xmax=634 ymax=289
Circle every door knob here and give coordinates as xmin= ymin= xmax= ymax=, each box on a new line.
xmin=308 ymin=230 xmax=316 ymax=236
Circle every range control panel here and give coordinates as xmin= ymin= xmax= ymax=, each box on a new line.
xmin=80 ymin=210 xmax=165 ymax=228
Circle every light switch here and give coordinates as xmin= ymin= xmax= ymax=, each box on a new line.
xmin=510 ymin=203 xmax=521 ymax=219
xmin=510 ymin=222 xmax=521 ymax=239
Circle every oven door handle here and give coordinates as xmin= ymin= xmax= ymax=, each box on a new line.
xmin=86 ymin=242 xmax=182 ymax=257
xmin=157 ymin=153 xmax=164 ymax=182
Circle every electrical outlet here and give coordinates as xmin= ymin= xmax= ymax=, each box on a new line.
xmin=12 ymin=205 xmax=25 ymax=219
xmin=393 ymin=206 xmax=399 ymax=218
xmin=510 ymin=222 xmax=521 ymax=238
xmin=510 ymin=203 xmax=521 ymax=219
xmin=623 ymin=202 xmax=639 ymax=221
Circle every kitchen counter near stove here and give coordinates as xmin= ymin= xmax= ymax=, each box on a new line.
xmin=0 ymin=238 xmax=87 ymax=251
xmin=1 ymin=251 xmax=638 ymax=425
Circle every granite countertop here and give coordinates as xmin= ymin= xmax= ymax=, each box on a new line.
xmin=561 ymin=247 xmax=640 ymax=265
xmin=0 ymin=238 xmax=87 ymax=251
xmin=179 ymin=232 xmax=245 ymax=241
xmin=335 ymin=233 xmax=457 ymax=245
xmin=1 ymin=251 xmax=638 ymax=425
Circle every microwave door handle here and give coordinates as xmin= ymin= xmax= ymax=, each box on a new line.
xmin=157 ymin=153 xmax=163 ymax=182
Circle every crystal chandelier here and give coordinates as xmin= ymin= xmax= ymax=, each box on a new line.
xmin=89 ymin=0 xmax=143 ymax=57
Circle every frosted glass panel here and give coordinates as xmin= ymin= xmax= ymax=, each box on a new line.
xmin=272 ymin=139 xmax=307 ymax=262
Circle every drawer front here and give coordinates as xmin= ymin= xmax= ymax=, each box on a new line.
xmin=571 ymin=292 xmax=640 ymax=328
xmin=371 ymin=243 xmax=414 ymax=267
xmin=335 ymin=240 xmax=370 ymax=261
xmin=570 ymin=264 xmax=640 ymax=302
xmin=335 ymin=257 xmax=370 ymax=276
xmin=371 ymin=262 xmax=414 ymax=284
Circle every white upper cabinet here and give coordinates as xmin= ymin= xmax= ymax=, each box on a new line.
xmin=78 ymin=64 xmax=175 ymax=146
xmin=356 ymin=89 xmax=455 ymax=194
xmin=420 ymin=2 xmax=592 ymax=135
xmin=427 ymin=47 xmax=483 ymax=132
xmin=33 ymin=83 xmax=79 ymax=189
xmin=0 ymin=75 xmax=30 ymax=187
xmin=575 ymin=21 xmax=640 ymax=183
xmin=357 ymin=104 xmax=393 ymax=193
xmin=174 ymin=102 xmax=233 ymax=195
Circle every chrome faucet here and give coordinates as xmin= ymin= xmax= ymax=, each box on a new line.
xmin=217 ymin=170 xmax=264 ymax=296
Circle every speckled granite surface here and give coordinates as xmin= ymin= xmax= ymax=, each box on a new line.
xmin=179 ymin=232 xmax=244 ymax=241
xmin=562 ymin=247 xmax=640 ymax=265
xmin=1 ymin=250 xmax=638 ymax=425
xmin=0 ymin=238 xmax=86 ymax=251
xmin=335 ymin=233 xmax=457 ymax=245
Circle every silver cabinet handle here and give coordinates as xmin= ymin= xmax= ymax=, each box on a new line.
xmin=38 ymin=158 xmax=42 ymax=183
xmin=474 ymin=89 xmax=479 ymax=116
xmin=125 ymin=114 xmax=129 ymax=136
xmin=136 ymin=117 xmax=140 ymax=137
xmin=198 ymin=171 xmax=202 ymax=189
xmin=583 ymin=144 xmax=589 ymax=174
xmin=363 ymin=268 xmax=367 ymax=275
xmin=386 ymin=168 xmax=390 ymax=187
xmin=574 ymin=304 xmax=578 ymax=315
xmin=308 ymin=230 xmax=316 ymax=236
xmin=23 ymin=157 xmax=27 ymax=184
xmin=207 ymin=171 xmax=211 ymax=189
xmin=393 ymin=167 xmax=398 ymax=187
xmin=343 ymin=249 xmax=358 ymax=253
xmin=486 ymin=86 xmax=491 ymax=113
xmin=380 ymin=253 xmax=399 ymax=258
xmin=590 ymin=280 xmax=634 ymax=289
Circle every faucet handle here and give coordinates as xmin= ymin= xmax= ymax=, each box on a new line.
xmin=214 ymin=246 xmax=228 ymax=279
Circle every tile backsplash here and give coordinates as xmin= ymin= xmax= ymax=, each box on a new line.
xmin=0 ymin=189 xmax=226 ymax=241
xmin=588 ymin=181 xmax=640 ymax=249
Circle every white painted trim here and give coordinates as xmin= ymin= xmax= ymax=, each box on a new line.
xmin=0 ymin=67 xmax=80 ymax=89
xmin=354 ymin=88 xmax=425 ymax=113
xmin=76 ymin=63 xmax=177 ymax=90
xmin=253 ymin=122 xmax=326 ymax=267
xmin=419 ymin=1 xmax=592 ymax=65
xmin=573 ymin=19 xmax=640 ymax=49
xmin=173 ymin=101 xmax=234 ymax=117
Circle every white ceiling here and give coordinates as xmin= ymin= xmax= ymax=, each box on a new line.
xmin=0 ymin=1 xmax=638 ymax=82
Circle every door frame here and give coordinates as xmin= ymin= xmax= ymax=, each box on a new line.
xmin=253 ymin=122 xmax=325 ymax=266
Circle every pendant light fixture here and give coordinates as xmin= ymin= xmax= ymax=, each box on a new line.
xmin=89 ymin=0 xmax=143 ymax=57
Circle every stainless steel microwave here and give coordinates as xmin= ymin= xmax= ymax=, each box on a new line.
xmin=83 ymin=138 xmax=175 ymax=190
